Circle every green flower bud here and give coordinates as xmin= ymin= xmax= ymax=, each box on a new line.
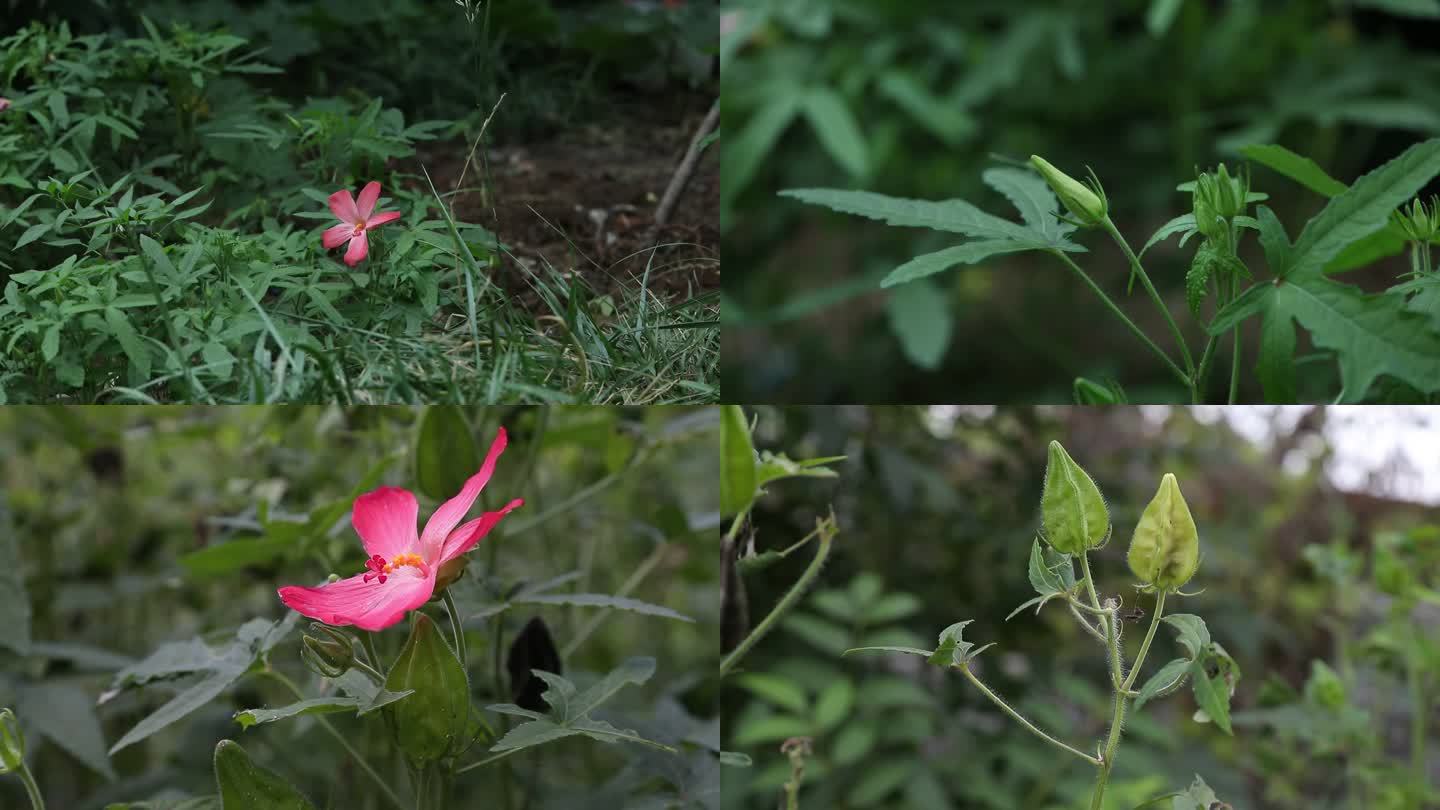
xmin=301 ymin=624 xmax=355 ymax=678
xmin=1192 ymin=164 xmax=1250 ymax=240
xmin=1127 ymin=473 xmax=1200 ymax=590
xmin=1394 ymin=195 xmax=1439 ymax=243
xmin=1304 ymin=661 xmax=1347 ymax=711
xmin=1040 ymin=440 xmax=1110 ymax=554
xmin=0 ymin=708 xmax=24 ymax=774
xmin=1030 ymin=155 xmax=1107 ymax=226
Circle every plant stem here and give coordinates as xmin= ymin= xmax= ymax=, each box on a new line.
xmin=563 ymin=540 xmax=669 ymax=659
xmin=1121 ymin=591 xmax=1167 ymax=693
xmin=1103 ymin=218 xmax=1196 ymax=375
xmin=456 ymin=747 xmax=522 ymax=774
xmin=1050 ymin=251 xmax=1191 ymax=389
xmin=442 ymin=590 xmax=467 ymax=669
xmin=265 ymin=670 xmax=407 ymax=810
xmin=361 ymin=633 xmax=384 ymax=674
xmin=1068 ymin=600 xmax=1107 ymax=644
xmin=16 ymin=761 xmax=45 ymax=810
xmin=1092 ymin=592 xmax=1167 ymax=809
xmin=719 ymin=514 xmax=838 ymax=678
xmin=956 ymin=664 xmax=1100 ymax=765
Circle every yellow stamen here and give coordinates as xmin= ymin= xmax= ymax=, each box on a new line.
xmin=384 ymin=552 xmax=423 ymax=573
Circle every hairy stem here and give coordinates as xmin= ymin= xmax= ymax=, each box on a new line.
xmin=1093 ymin=591 xmax=1167 ymax=809
xmin=1103 ymin=217 xmax=1196 ymax=375
xmin=1050 ymin=250 xmax=1191 ymax=389
xmin=16 ymin=761 xmax=45 ymax=810
xmin=957 ymin=664 xmax=1101 ymax=765
xmin=1121 ymin=591 xmax=1167 ymax=693
xmin=719 ymin=515 xmax=838 ymax=678
xmin=1068 ymin=599 xmax=1107 ymax=644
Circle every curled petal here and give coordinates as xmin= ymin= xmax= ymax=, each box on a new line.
xmin=366 ymin=210 xmax=402 ymax=229
xmin=352 ymin=486 xmax=420 ymax=560
xmin=420 ymin=427 xmax=509 ymax=560
xmin=322 ymin=223 xmax=352 ymax=250
xmin=278 ymin=568 xmax=435 ymax=631
xmin=328 ymin=189 xmax=360 ymax=224
xmin=440 ymin=498 xmax=524 ymax=563
xmin=343 ymin=231 xmax=369 ymax=266
xmin=356 ymin=181 xmax=381 ymax=220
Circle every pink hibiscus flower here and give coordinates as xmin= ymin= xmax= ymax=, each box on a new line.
xmin=0 ymin=98 xmax=10 ymax=112
xmin=322 ymin=180 xmax=401 ymax=267
xmin=278 ymin=427 xmax=523 ymax=631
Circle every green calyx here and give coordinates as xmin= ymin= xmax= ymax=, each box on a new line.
xmin=1040 ymin=440 xmax=1110 ymax=555
xmin=1127 ymin=473 xmax=1200 ymax=590
xmin=1030 ymin=155 xmax=1107 ymax=227
xmin=300 ymin=623 xmax=355 ymax=678
xmin=0 ymin=708 xmax=24 ymax=773
xmin=1192 ymin=163 xmax=1250 ymax=239
xmin=1394 ymin=195 xmax=1440 ymax=243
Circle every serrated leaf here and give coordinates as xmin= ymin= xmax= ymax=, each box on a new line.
xmin=756 ymin=450 xmax=842 ymax=488
xmin=1240 ymin=144 xmax=1348 ymax=198
xmin=1133 ymin=658 xmax=1191 ymax=710
xmin=1257 ymin=300 xmax=1297 ymax=403
xmin=879 ymin=240 xmax=1034 ymax=288
xmin=483 ymin=657 xmax=668 ymax=755
xmin=1162 ymin=614 xmax=1211 ymax=660
xmin=1139 ymin=214 xmax=1197 ymax=258
xmin=18 ymin=682 xmax=116 ymax=779
xmin=1190 ymin=660 xmax=1233 ymax=735
xmin=1279 ymin=276 xmax=1440 ymax=401
xmin=1186 ymin=243 xmax=1217 ymax=316
xmin=1288 ymin=138 xmax=1440 ymax=280
xmin=981 ymin=167 xmax=1071 ymax=241
xmin=1207 ymin=283 xmax=1273 ymax=335
xmin=779 ymin=188 xmax=1041 ymax=243
xmin=516 ymin=593 xmax=693 ymax=622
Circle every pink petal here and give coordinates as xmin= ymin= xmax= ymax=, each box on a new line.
xmin=419 ymin=427 xmax=509 ymax=560
xmin=343 ymin=231 xmax=369 ymax=266
xmin=277 ymin=568 xmax=435 ymax=631
xmin=440 ymin=498 xmax=524 ymax=563
xmin=356 ymin=181 xmax=381 ymax=220
xmin=366 ymin=210 xmax=401 ymax=229
xmin=328 ymin=189 xmax=360 ymax=224
xmin=352 ymin=486 xmax=419 ymax=560
xmin=322 ymin=223 xmax=352 ymax=250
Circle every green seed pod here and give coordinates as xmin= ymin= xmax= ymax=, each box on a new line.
xmin=0 ymin=708 xmax=24 ymax=774
xmin=214 ymin=739 xmax=317 ymax=809
xmin=1040 ymin=440 xmax=1109 ymax=554
xmin=1127 ymin=473 xmax=1200 ymax=590
xmin=385 ymin=613 xmax=476 ymax=763
xmin=1029 ymin=155 xmax=1107 ymax=227
xmin=300 ymin=623 xmax=355 ymax=678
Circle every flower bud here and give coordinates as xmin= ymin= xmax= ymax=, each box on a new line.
xmin=1394 ymin=195 xmax=1439 ymax=243
xmin=433 ymin=555 xmax=468 ymax=594
xmin=1030 ymin=155 xmax=1107 ymax=226
xmin=1127 ymin=473 xmax=1200 ymax=590
xmin=0 ymin=708 xmax=24 ymax=774
xmin=300 ymin=624 xmax=355 ymax=678
xmin=1040 ymin=440 xmax=1110 ymax=555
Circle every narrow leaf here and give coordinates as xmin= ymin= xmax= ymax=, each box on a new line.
xmin=1240 ymin=144 xmax=1348 ymax=198
xmin=879 ymin=241 xmax=1032 ymax=288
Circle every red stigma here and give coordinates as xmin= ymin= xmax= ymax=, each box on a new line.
xmin=362 ymin=554 xmax=388 ymax=584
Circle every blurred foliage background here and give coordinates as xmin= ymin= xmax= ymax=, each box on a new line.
xmin=720 ymin=406 xmax=1440 ymax=810
xmin=0 ymin=405 xmax=720 ymax=809
xmin=720 ymin=0 xmax=1440 ymax=403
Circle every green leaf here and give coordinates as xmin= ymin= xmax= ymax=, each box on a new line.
xmin=1278 ymin=276 xmax=1440 ymax=401
xmin=1162 ymin=614 xmax=1211 ymax=660
xmin=981 ymin=167 xmax=1073 ymax=242
xmin=103 ymin=308 xmax=151 ymax=378
xmin=879 ymin=240 xmax=1033 ymax=288
xmin=876 ymin=71 xmax=974 ymax=145
xmin=1190 ymin=661 xmax=1233 ymax=735
xmin=385 ymin=613 xmax=474 ymax=762
xmin=735 ymin=674 xmax=808 ymax=714
xmin=801 ymin=88 xmax=868 ymax=177
xmin=213 ymin=740 xmax=316 ymax=809
xmin=139 ymin=234 xmax=175 ymax=279
xmin=0 ymin=500 xmax=31 ymax=655
xmin=414 ymin=406 xmax=479 ymax=501
xmin=233 ymin=698 xmax=365 ymax=729
xmin=1168 ymin=774 xmax=1227 ymax=810
xmin=887 ymin=278 xmax=952 ymax=370
xmin=1256 ymin=301 xmax=1297 ymax=403
xmin=1206 ymin=283 xmax=1273 ymax=335
xmin=756 ymin=451 xmax=843 ymax=488
xmin=485 ymin=658 xmax=670 ymax=754
xmin=720 ymin=405 xmax=757 ymax=517
xmin=1132 ymin=658 xmax=1191 ymax=710
xmin=1139 ymin=214 xmax=1197 ymax=258
xmin=1351 ymin=0 xmax=1440 ymax=19
xmin=1254 ymin=205 xmax=1293 ymax=276
xmin=1288 ymin=138 xmax=1440 ymax=280
xmin=1240 ymin=144 xmax=1348 ymax=198
xmin=723 ymin=96 xmax=799 ymax=206
xmin=15 ymin=222 xmax=50 ymax=250
xmin=515 ymin=592 xmax=693 ymax=622
xmin=180 ymin=535 xmax=291 ymax=577
xmin=813 ymin=678 xmax=855 ymax=732
xmin=779 ymin=188 xmax=1041 ymax=243
xmin=18 ymin=682 xmax=116 ymax=779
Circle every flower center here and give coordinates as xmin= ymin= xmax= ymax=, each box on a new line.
xmin=352 ymin=220 xmax=366 ymax=235
xmin=362 ymin=552 xmax=427 ymax=584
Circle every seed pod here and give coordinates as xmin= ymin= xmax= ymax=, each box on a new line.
xmin=1127 ymin=473 xmax=1200 ymax=590
xmin=1040 ymin=440 xmax=1109 ymax=554
xmin=1029 ymin=155 xmax=1107 ymax=227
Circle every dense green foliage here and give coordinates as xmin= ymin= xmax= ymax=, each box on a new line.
xmin=721 ymin=0 xmax=1440 ymax=403
xmin=0 ymin=405 xmax=720 ymax=809
xmin=721 ymin=406 xmax=1439 ymax=810
xmin=2 ymin=2 xmax=719 ymax=403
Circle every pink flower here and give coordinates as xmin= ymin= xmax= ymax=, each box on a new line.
xmin=0 ymin=98 xmax=10 ymax=112
xmin=321 ymin=180 xmax=401 ymax=267
xmin=278 ymin=427 xmax=523 ymax=631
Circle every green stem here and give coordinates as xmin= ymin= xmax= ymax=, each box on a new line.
xmin=956 ymin=664 xmax=1101 ymax=765
xmin=265 ymin=671 xmax=407 ymax=810
xmin=1103 ymin=218 xmax=1196 ymax=375
xmin=16 ymin=762 xmax=45 ymax=810
xmin=1227 ymin=277 xmax=1241 ymax=405
xmin=563 ymin=540 xmax=669 ymax=659
xmin=1068 ymin=599 xmax=1106 ymax=644
xmin=442 ymin=590 xmax=467 ymax=670
xmin=1092 ymin=592 xmax=1167 ymax=810
xmin=719 ymin=515 xmax=837 ymax=678
xmin=1121 ymin=591 xmax=1167 ymax=693
xmin=1050 ymin=250 xmax=1191 ymax=389
xmin=455 ymin=746 xmax=522 ymax=774
xmin=361 ymin=632 xmax=383 ymax=673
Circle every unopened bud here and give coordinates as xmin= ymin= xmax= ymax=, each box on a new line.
xmin=0 ymin=708 xmax=24 ymax=774
xmin=433 ymin=555 xmax=468 ymax=594
xmin=301 ymin=624 xmax=355 ymax=678
xmin=1030 ymin=155 xmax=1107 ymax=226
xmin=1040 ymin=440 xmax=1110 ymax=554
xmin=1127 ymin=473 xmax=1200 ymax=590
